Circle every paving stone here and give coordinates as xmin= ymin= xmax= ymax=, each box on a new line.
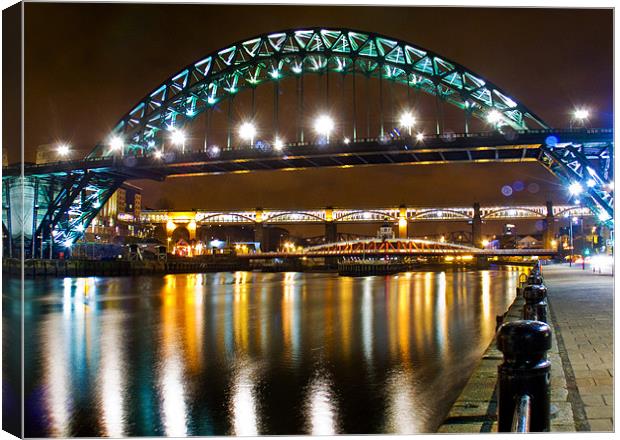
xmin=580 ymin=395 xmax=605 ymax=406
xmin=584 ymin=406 xmax=614 ymax=419
xmin=588 ymin=418 xmax=613 ymax=432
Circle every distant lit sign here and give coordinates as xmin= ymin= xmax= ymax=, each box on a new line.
xmin=117 ymin=213 xmax=134 ymax=222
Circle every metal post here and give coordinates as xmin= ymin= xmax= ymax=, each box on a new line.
xmin=435 ymin=83 xmax=442 ymax=135
xmin=203 ymin=107 xmax=210 ymax=152
xmin=32 ymin=179 xmax=39 ymax=258
xmin=300 ymin=73 xmax=305 ymax=143
xmin=352 ymin=67 xmax=357 ymax=141
xmin=522 ymin=284 xmax=548 ymax=323
xmin=325 ymin=69 xmax=329 ymax=109
xmin=464 ymin=106 xmax=470 ymax=135
xmin=341 ymin=73 xmax=346 ymax=139
xmin=296 ymin=76 xmax=301 ymax=142
xmin=569 ymin=219 xmax=574 ymax=266
xmin=379 ymin=67 xmax=384 ymax=137
xmin=497 ymin=320 xmax=552 ymax=432
xmin=273 ymin=80 xmax=279 ymax=137
xmin=226 ymin=96 xmax=234 ymax=150
xmin=49 ymin=224 xmax=53 ymax=259
xmin=366 ymin=75 xmax=370 ymax=138
xmin=252 ymin=86 xmax=256 ymax=120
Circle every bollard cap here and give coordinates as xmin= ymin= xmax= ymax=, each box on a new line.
xmin=497 ymin=320 xmax=552 ymax=356
xmin=527 ymin=275 xmax=544 ymax=285
xmin=523 ymin=284 xmax=547 ymax=302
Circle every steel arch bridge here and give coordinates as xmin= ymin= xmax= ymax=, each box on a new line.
xmin=2 ymin=27 xmax=614 ymax=258
xmin=95 ymin=27 xmax=547 ymax=157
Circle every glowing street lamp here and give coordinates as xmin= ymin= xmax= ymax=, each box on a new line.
xmin=415 ymin=132 xmax=425 ymax=142
xmin=568 ymin=182 xmax=583 ymax=196
xmin=273 ymin=137 xmax=284 ymax=151
xmin=110 ymin=136 xmax=124 ymax=155
xmin=57 ymin=143 xmax=71 ymax=158
xmin=572 ymin=108 xmax=590 ymax=128
xmin=314 ymin=114 xmax=334 ymax=143
xmin=239 ymin=122 xmax=257 ymax=147
xmin=399 ymin=111 xmax=416 ymax=136
xmin=486 ymin=110 xmax=502 ymax=126
xmin=170 ymin=129 xmax=186 ymax=153
xmin=154 ymin=150 xmax=164 ymax=159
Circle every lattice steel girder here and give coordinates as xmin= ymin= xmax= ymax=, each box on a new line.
xmin=540 ymin=143 xmax=614 ymax=226
xmin=91 ymin=28 xmax=549 ymax=157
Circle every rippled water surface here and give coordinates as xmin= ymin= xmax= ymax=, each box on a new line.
xmin=4 ymin=268 xmax=523 ymax=436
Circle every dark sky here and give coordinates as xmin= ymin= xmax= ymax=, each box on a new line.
xmin=16 ymin=3 xmax=613 ymax=210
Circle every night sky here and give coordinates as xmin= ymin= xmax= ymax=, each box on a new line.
xmin=14 ymin=3 xmax=614 ymax=211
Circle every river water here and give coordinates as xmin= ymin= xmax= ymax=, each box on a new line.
xmin=4 ymin=267 xmax=523 ymax=436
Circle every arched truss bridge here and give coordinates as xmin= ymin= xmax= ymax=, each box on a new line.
xmin=1 ymin=28 xmax=613 ymax=258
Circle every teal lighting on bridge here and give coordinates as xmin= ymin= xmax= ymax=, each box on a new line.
xmin=2 ymin=27 xmax=613 ymax=258
xmin=95 ymin=27 xmax=549 ymax=158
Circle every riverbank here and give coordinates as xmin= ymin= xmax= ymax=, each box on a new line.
xmin=438 ymin=262 xmax=613 ymax=433
xmin=2 ymin=257 xmax=249 ymax=277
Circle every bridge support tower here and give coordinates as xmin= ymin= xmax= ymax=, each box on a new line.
xmin=398 ymin=205 xmax=408 ymax=239
xmin=543 ymin=201 xmax=555 ymax=249
xmin=472 ymin=202 xmax=482 ymax=247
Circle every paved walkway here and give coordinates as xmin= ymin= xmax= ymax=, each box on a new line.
xmin=544 ymin=263 xmax=614 ymax=432
xmin=439 ymin=262 xmax=613 ymax=433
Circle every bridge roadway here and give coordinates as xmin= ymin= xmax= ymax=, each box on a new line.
xmin=6 ymin=128 xmax=613 ymax=179
xmin=144 ymin=203 xmax=591 ymax=226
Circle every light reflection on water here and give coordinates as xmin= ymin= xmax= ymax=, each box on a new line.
xmin=10 ymin=267 xmax=526 ymax=436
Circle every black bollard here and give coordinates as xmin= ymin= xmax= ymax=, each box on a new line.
xmin=527 ymin=274 xmax=544 ymax=285
xmin=497 ymin=320 xmax=552 ymax=432
xmin=522 ymin=284 xmax=548 ymax=323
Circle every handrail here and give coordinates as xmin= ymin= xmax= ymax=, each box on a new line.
xmin=511 ymin=394 xmax=531 ymax=432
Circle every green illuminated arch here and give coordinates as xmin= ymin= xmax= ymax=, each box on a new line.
xmin=91 ymin=27 xmax=548 ymax=157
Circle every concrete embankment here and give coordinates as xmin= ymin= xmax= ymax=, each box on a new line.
xmin=3 ymin=258 xmax=249 ymax=277
xmin=438 ymin=268 xmax=574 ymax=433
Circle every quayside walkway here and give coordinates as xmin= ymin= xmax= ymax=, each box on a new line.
xmin=439 ymin=262 xmax=613 ymax=433
xmin=544 ymin=263 xmax=614 ymax=432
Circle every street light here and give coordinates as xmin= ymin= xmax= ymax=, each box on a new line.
xmin=273 ymin=137 xmax=284 ymax=150
xmin=399 ymin=111 xmax=416 ymax=136
xmin=170 ymin=129 xmax=186 ymax=153
xmin=572 ymin=108 xmax=590 ymax=128
xmin=415 ymin=132 xmax=425 ymax=142
xmin=314 ymin=114 xmax=334 ymax=143
xmin=239 ymin=122 xmax=257 ymax=147
xmin=57 ymin=143 xmax=71 ymax=158
xmin=110 ymin=135 xmax=124 ymax=155
xmin=568 ymin=182 xmax=583 ymax=196
xmin=486 ymin=110 xmax=502 ymax=126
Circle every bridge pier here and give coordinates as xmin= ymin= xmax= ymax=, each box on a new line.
xmin=472 ymin=202 xmax=482 ymax=247
xmin=325 ymin=222 xmax=337 ymax=243
xmin=254 ymin=208 xmax=268 ymax=252
xmin=543 ymin=201 xmax=555 ymax=249
xmin=254 ymin=223 xmax=269 ymax=252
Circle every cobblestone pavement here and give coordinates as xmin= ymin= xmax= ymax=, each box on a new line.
xmin=543 ymin=263 xmax=614 ymax=432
